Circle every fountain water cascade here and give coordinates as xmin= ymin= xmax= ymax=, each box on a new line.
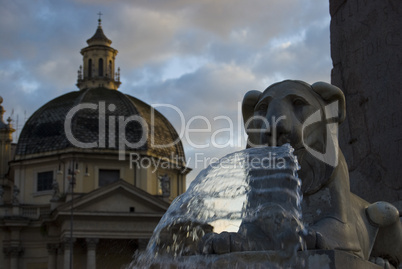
xmin=134 ymin=144 xmax=306 ymax=268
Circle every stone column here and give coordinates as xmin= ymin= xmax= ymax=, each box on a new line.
xmin=63 ymin=244 xmax=70 ymax=269
xmin=63 ymin=238 xmax=75 ymax=269
xmin=47 ymin=243 xmax=58 ymax=269
xmin=9 ymin=248 xmax=19 ymax=269
xmin=57 ymin=243 xmax=64 ymax=269
xmin=86 ymin=238 xmax=99 ymax=269
xmin=330 ymin=0 xmax=402 ymax=205
xmin=3 ymin=247 xmax=23 ymax=269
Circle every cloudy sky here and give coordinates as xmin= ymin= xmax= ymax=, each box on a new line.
xmin=0 ymin=0 xmax=332 ymax=185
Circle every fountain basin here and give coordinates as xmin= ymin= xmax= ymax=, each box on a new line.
xmin=147 ymin=250 xmax=383 ymax=269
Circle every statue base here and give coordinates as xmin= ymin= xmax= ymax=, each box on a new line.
xmin=148 ymin=250 xmax=382 ymax=269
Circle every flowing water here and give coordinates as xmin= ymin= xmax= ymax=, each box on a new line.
xmin=132 ymin=144 xmax=305 ymax=268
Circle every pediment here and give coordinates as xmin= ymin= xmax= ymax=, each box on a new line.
xmin=56 ymin=180 xmax=169 ymax=214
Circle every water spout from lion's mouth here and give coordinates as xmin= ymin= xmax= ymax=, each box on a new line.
xmin=262 ymin=133 xmax=292 ymax=147
xmin=132 ymin=144 xmax=305 ymax=268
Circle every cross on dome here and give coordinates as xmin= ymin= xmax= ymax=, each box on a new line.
xmin=97 ymin=11 xmax=103 ymax=26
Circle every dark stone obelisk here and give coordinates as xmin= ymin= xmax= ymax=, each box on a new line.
xmin=330 ymin=0 xmax=402 ymax=205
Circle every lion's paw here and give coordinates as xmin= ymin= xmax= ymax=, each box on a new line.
xmin=366 ymin=202 xmax=399 ymax=227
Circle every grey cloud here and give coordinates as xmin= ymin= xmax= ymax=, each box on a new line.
xmin=0 ymin=0 xmax=332 ymax=185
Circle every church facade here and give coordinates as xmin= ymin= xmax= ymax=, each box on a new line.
xmin=0 ymin=19 xmax=189 ymax=269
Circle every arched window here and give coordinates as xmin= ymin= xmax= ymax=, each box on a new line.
xmin=109 ymin=60 xmax=112 ymax=77
xmin=99 ymin=58 xmax=103 ymax=77
xmin=88 ymin=59 xmax=92 ymax=78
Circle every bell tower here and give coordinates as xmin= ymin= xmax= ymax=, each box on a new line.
xmin=76 ymin=14 xmax=121 ymax=90
xmin=0 ymin=96 xmax=15 ymax=180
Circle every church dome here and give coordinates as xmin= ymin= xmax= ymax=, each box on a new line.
xmin=15 ymin=87 xmax=185 ymax=166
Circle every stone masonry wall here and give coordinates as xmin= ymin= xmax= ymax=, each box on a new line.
xmin=330 ymin=0 xmax=402 ymax=205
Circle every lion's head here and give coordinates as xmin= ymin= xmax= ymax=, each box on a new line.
xmin=242 ymin=80 xmax=346 ymax=195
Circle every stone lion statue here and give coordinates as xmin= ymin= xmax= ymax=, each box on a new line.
xmin=200 ymin=80 xmax=402 ymax=268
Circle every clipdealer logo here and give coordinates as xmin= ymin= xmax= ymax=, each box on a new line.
xmin=64 ymin=101 xmax=148 ymax=160
xmin=64 ymin=100 xmax=340 ymax=168
xmin=301 ymin=101 xmax=340 ymax=167
xmin=64 ymin=101 xmax=246 ymax=161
